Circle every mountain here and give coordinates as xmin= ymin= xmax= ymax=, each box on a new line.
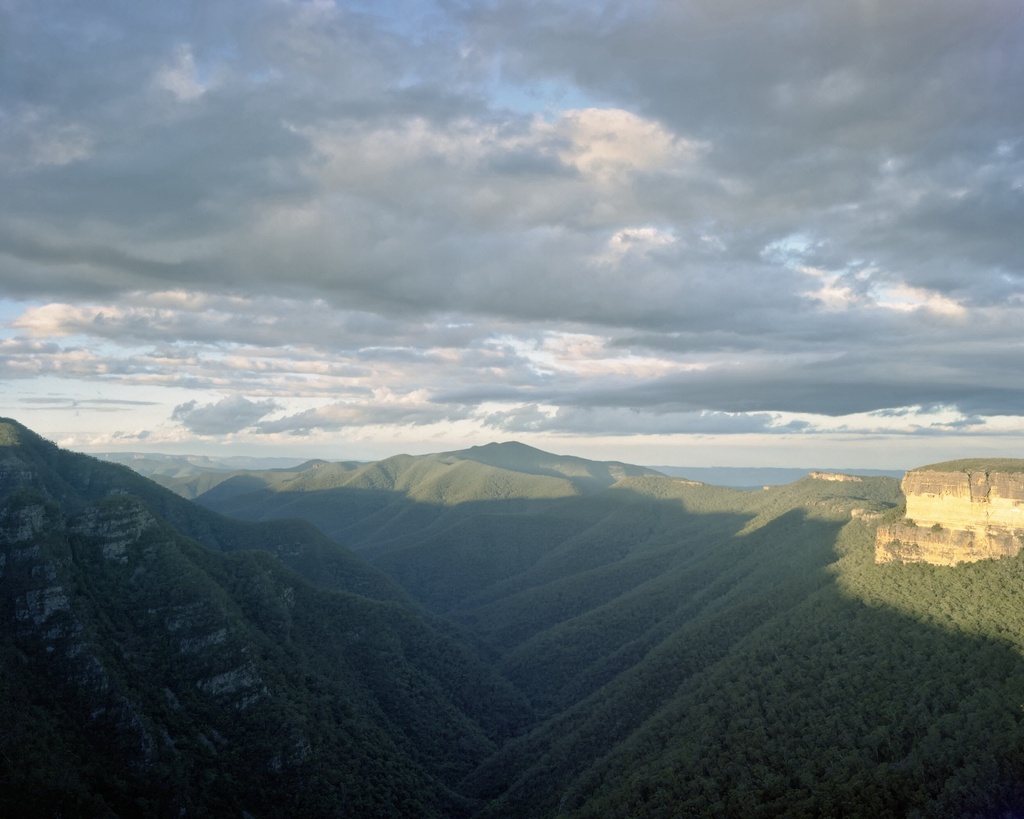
xmin=449 ymin=441 xmax=663 ymax=489
xmin=115 ymin=448 xmax=906 ymax=495
xmin=93 ymin=452 xmax=331 ymax=499
xmin=0 ymin=419 xmax=529 ymax=817
xmin=11 ymin=420 xmax=1024 ymax=817
xmin=192 ymin=450 xmax=1024 ymax=817
xmin=650 ymin=464 xmax=906 ymax=488
xmin=186 ymin=442 xmax=663 ymax=551
xmin=96 ymin=451 xmax=312 ymax=473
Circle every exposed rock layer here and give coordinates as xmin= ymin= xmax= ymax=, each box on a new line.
xmin=876 ymin=461 xmax=1024 ymax=565
xmin=809 ymin=472 xmax=863 ymax=482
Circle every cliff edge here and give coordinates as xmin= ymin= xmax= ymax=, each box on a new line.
xmin=875 ymin=459 xmax=1024 ymax=565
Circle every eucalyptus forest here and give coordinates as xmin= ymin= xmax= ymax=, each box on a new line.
xmin=3 ymin=417 xmax=1024 ymax=817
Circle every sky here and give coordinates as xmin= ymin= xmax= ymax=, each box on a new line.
xmin=1 ymin=0 xmax=1023 ymax=469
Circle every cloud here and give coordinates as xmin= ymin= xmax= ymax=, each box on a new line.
xmin=171 ymin=395 xmax=280 ymax=435
xmin=154 ymin=45 xmax=208 ymax=101
xmin=111 ymin=429 xmax=152 ymax=441
xmin=1 ymin=0 xmax=1022 ymax=458
xmin=0 ymin=108 xmax=96 ymax=170
xmin=482 ymin=405 xmax=798 ymax=436
xmin=254 ymin=391 xmax=470 ymax=435
xmin=16 ymin=396 xmax=159 ymax=412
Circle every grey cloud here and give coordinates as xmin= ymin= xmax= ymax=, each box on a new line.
xmin=481 ymin=149 xmax=576 ymax=177
xmin=171 ymin=395 xmax=279 ymax=435
xmin=468 ymin=0 xmax=1024 ymax=303
xmin=2 ymin=0 xmax=1022 ymax=440
xmin=16 ymin=397 xmax=159 ymax=411
xmin=112 ymin=429 xmax=151 ymax=441
xmin=437 ymin=334 xmax=1024 ymax=420
xmin=930 ymin=416 xmax=988 ymax=432
xmin=482 ymin=405 xmax=793 ymax=436
xmin=14 ymin=295 xmax=504 ymax=356
xmin=255 ymin=400 xmax=470 ymax=435
xmin=563 ymin=363 xmax=1024 ymax=419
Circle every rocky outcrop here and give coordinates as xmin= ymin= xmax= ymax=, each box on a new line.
xmin=810 ymin=472 xmax=863 ymax=482
xmin=69 ymin=496 xmax=158 ymax=563
xmin=876 ymin=459 xmax=1024 ymax=565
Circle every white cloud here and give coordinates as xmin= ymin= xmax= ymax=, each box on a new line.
xmin=874 ymin=284 xmax=966 ymax=317
xmin=13 ymin=303 xmax=98 ymax=337
xmin=554 ymin=107 xmax=703 ymax=182
xmin=797 ymin=266 xmax=860 ymax=311
xmin=154 ymin=45 xmax=208 ymax=101
xmin=595 ymin=226 xmax=678 ymax=265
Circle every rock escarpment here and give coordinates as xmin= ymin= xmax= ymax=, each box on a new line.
xmin=809 ymin=472 xmax=863 ymax=482
xmin=876 ymin=459 xmax=1024 ymax=564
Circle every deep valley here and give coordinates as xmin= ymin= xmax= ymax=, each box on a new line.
xmin=5 ymin=418 xmax=1024 ymax=817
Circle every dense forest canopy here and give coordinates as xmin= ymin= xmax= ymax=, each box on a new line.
xmin=913 ymin=458 xmax=1024 ymax=473
xmin=4 ymin=418 xmax=1024 ymax=817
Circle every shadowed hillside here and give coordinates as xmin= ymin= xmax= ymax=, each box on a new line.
xmin=12 ymin=421 xmax=1024 ymax=817
xmin=0 ymin=419 xmax=529 ymax=817
xmin=194 ymin=449 xmax=1024 ymax=815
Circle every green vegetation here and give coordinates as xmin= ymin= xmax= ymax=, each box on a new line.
xmin=915 ymin=458 xmax=1024 ymax=473
xmin=0 ymin=419 xmax=529 ymax=816
xmin=7 ymin=416 xmax=1024 ymax=816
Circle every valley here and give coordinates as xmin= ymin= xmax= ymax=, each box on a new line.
xmin=5 ymin=418 xmax=1024 ymax=817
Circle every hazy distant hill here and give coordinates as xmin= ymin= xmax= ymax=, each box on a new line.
xmin=94 ymin=452 xmax=330 ymax=499
xmin=650 ymin=464 xmax=906 ymax=487
xmin=190 ymin=442 xmax=664 ymax=548
xmin=97 ymin=451 xmax=311 ymax=472
xmin=106 ymin=448 xmax=905 ymax=494
xmin=451 ymin=441 xmax=663 ymax=489
xmin=12 ymin=423 xmax=1024 ymax=817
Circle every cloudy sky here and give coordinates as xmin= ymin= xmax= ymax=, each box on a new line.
xmin=2 ymin=0 xmax=1022 ymax=468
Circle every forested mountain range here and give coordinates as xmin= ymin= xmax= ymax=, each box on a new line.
xmin=6 ymin=418 xmax=1024 ymax=816
xmin=651 ymin=464 xmax=905 ymax=488
xmin=0 ymin=420 xmax=528 ymax=817
xmin=98 ymin=450 xmax=905 ymax=495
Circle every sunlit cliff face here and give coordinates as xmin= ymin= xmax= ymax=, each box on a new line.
xmin=876 ymin=462 xmax=1024 ymax=565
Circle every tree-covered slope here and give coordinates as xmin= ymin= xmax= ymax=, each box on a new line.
xmin=0 ymin=421 xmax=405 ymax=603
xmin=94 ymin=453 xmax=326 ymax=499
xmin=460 ymin=477 xmax=1024 ymax=818
xmin=913 ymin=458 xmax=1024 ymax=473
xmin=0 ymin=419 xmax=530 ymax=817
xmin=193 ymin=442 xmax=664 ymax=545
xmin=545 ymin=518 xmax=1024 ymax=818
xmin=20 ymin=420 xmax=1024 ymax=817
xmin=199 ymin=450 xmax=1024 ymax=817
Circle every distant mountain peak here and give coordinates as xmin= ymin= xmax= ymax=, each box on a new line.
xmin=465 ymin=440 xmax=546 ymax=455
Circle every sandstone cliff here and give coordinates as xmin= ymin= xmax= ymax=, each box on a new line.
xmin=809 ymin=472 xmax=863 ymax=482
xmin=875 ymin=459 xmax=1024 ymax=565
